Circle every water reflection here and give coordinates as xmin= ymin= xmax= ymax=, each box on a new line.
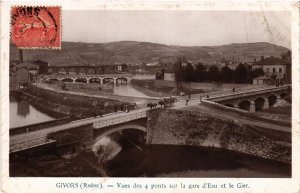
xmin=17 ymin=100 xmax=30 ymax=117
xmin=105 ymin=138 xmax=291 ymax=178
xmin=10 ymin=96 xmax=55 ymax=128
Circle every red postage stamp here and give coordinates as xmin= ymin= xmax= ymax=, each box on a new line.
xmin=11 ymin=6 xmax=61 ymax=49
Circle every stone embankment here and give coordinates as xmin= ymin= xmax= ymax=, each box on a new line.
xmin=13 ymin=84 xmax=136 ymax=118
xmin=147 ymin=109 xmax=291 ymax=163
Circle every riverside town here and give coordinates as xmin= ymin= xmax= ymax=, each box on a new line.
xmin=9 ymin=10 xmax=292 ymax=177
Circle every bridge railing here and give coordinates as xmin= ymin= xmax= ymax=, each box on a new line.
xmin=10 ymin=137 xmax=56 ymax=153
xmin=9 ymin=116 xmax=73 ymax=136
xmin=93 ymin=110 xmax=147 ymax=129
xmin=207 ymin=85 xmax=289 ymax=101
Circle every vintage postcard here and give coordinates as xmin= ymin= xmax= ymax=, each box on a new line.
xmin=1 ymin=1 xmax=299 ymax=193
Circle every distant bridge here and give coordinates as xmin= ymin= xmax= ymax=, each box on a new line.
xmin=9 ymin=85 xmax=290 ymax=154
xmin=46 ymin=64 xmax=127 ymax=75
xmin=43 ymin=73 xmax=133 ymax=85
xmin=206 ymin=85 xmax=290 ymax=112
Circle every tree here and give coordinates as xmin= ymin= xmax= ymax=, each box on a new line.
xmin=233 ymin=63 xmax=248 ymax=83
xmin=174 ymin=58 xmax=184 ymax=81
xmin=221 ymin=66 xmax=233 ymax=83
xmin=281 ymin=50 xmax=291 ymax=62
xmin=184 ymin=62 xmax=194 ymax=82
xmin=194 ymin=63 xmax=207 ymax=82
xmin=207 ymin=65 xmax=220 ymax=82
xmin=251 ymin=68 xmax=264 ymax=79
xmin=174 ymin=57 xmax=185 ymax=92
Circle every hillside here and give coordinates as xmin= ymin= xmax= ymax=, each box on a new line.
xmin=10 ymin=41 xmax=289 ymax=66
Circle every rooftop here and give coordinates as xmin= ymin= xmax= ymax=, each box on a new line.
xmin=255 ymin=56 xmax=289 ymax=66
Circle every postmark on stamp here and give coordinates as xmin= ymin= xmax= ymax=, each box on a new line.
xmin=11 ymin=6 xmax=61 ymax=49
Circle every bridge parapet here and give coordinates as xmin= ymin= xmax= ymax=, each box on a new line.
xmin=93 ymin=110 xmax=147 ymax=129
xmin=10 ymin=136 xmax=56 ymax=153
xmin=43 ymin=73 xmax=133 ymax=85
xmin=207 ymin=86 xmax=289 ymax=102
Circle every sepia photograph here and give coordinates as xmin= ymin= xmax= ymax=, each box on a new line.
xmin=8 ymin=7 xmax=292 ymax=179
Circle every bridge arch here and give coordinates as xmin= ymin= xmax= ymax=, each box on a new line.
xmin=48 ymin=78 xmax=60 ymax=82
xmin=254 ymin=97 xmax=265 ymax=111
xmin=103 ymin=78 xmax=114 ymax=84
xmin=238 ymin=100 xmax=251 ymax=111
xmin=89 ymin=78 xmax=101 ymax=84
xmin=61 ymin=78 xmax=73 ymax=82
xmin=93 ymin=124 xmax=147 ymax=145
xmin=116 ymin=77 xmax=128 ymax=85
xmin=75 ymin=77 xmax=87 ymax=83
xmin=268 ymin=95 xmax=278 ymax=107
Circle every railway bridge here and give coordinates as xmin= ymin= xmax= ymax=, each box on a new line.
xmin=43 ymin=73 xmax=133 ymax=85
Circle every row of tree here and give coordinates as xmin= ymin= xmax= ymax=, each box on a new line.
xmin=174 ymin=62 xmax=264 ymax=84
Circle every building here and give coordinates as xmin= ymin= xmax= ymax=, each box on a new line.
xmin=31 ymin=60 xmax=49 ymax=74
xmin=16 ymin=62 xmax=39 ymax=83
xmin=252 ymin=56 xmax=289 ymax=84
xmin=16 ymin=67 xmax=29 ymax=87
xmin=253 ymin=76 xmax=269 ymax=85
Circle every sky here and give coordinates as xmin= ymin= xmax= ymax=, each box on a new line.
xmin=62 ymin=10 xmax=291 ymax=48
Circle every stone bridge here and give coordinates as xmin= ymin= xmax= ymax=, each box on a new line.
xmin=9 ymin=85 xmax=291 ymax=155
xmin=10 ymin=109 xmax=149 ymax=154
xmin=206 ymin=86 xmax=290 ymax=112
xmin=47 ymin=64 xmax=127 ymax=75
xmin=43 ymin=73 xmax=133 ymax=85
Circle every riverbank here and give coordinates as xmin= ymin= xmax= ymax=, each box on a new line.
xmin=131 ymin=79 xmax=176 ymax=97
xmin=12 ymin=84 xmax=137 ymax=118
xmin=131 ymin=79 xmax=266 ymax=97
xmin=147 ymin=109 xmax=291 ymax=164
xmin=10 ymin=151 xmax=103 ymax=177
xmin=10 ymin=142 xmax=291 ymax=177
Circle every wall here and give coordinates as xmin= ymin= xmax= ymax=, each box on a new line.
xmin=64 ymin=82 xmax=113 ymax=93
xmin=48 ymin=124 xmax=94 ymax=156
xmin=154 ymin=80 xmax=256 ymax=92
xmin=23 ymin=85 xmax=136 ymax=117
xmin=147 ymin=109 xmax=291 ymax=163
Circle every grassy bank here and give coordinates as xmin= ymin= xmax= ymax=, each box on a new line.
xmin=131 ymin=79 xmax=176 ymax=97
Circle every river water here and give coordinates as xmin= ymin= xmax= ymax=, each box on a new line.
xmin=10 ymin=96 xmax=56 ymax=128
xmin=9 ymin=96 xmax=291 ymax=177
xmin=102 ymin=135 xmax=291 ymax=178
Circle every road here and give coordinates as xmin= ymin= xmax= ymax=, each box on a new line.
xmin=176 ymin=99 xmax=290 ymax=132
xmin=10 ymin=84 xmax=290 ymax=152
xmin=10 ymin=108 xmax=147 ymax=153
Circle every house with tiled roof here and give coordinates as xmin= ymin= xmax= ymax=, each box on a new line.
xmin=252 ymin=56 xmax=290 ymax=84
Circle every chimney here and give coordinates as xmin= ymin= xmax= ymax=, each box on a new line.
xmin=19 ymin=49 xmax=23 ymax=63
xmin=254 ymin=58 xmax=256 ymax=63
xmin=261 ymin=56 xmax=264 ymax=61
